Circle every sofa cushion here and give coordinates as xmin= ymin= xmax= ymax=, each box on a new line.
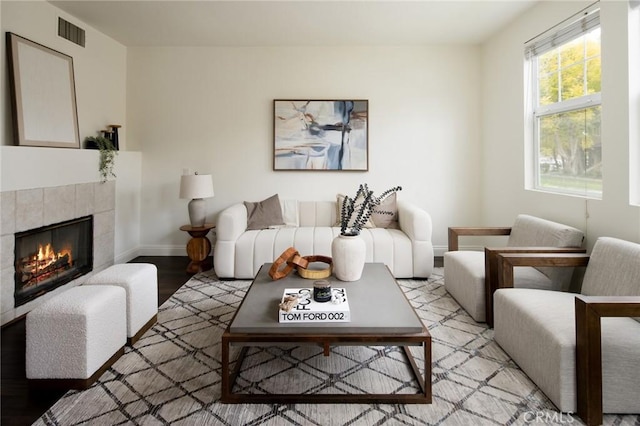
xmin=334 ymin=193 xmax=375 ymax=230
xmin=371 ymin=192 xmax=399 ymax=229
xmin=233 ymin=226 xmax=414 ymax=279
xmin=280 ymin=200 xmax=299 ymax=227
xmin=244 ymin=194 xmax=285 ymax=230
xmin=298 ymin=201 xmax=336 ymax=227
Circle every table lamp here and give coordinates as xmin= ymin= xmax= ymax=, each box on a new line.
xmin=179 ymin=173 xmax=214 ymax=227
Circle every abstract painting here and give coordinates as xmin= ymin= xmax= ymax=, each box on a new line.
xmin=273 ymin=100 xmax=368 ymax=171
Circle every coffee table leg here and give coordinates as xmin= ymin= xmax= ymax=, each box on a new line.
xmin=222 ymin=338 xmax=431 ymax=404
xmin=401 ymin=340 xmax=432 ymax=403
xmin=221 ymin=337 xmax=250 ymax=403
xmin=229 ymin=347 xmax=249 ymax=387
xmin=424 ymin=336 xmax=432 ymax=402
xmin=221 ymin=334 xmax=230 ymax=402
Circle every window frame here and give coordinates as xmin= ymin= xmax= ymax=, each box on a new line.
xmin=525 ymin=4 xmax=602 ymax=199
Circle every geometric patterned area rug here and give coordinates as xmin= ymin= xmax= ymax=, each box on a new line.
xmin=35 ymin=268 xmax=638 ymax=426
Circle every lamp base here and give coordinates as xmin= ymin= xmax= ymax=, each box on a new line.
xmin=188 ymin=198 xmax=206 ymax=227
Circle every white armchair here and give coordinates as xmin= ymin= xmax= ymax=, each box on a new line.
xmin=494 ymin=237 xmax=640 ymax=425
xmin=444 ymin=214 xmax=584 ymax=325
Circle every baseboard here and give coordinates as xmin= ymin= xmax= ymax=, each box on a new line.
xmin=115 ymin=247 xmax=140 ymax=264
xmin=137 ymin=245 xmax=186 ymax=257
xmin=436 ymin=245 xmax=484 ymax=256
xmin=433 ymin=245 xmax=447 ymax=257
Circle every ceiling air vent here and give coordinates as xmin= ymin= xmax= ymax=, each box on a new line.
xmin=58 ymin=17 xmax=85 ymax=47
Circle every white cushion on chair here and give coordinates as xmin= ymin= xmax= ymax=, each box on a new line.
xmin=494 ymin=288 xmax=640 ymax=413
xmin=581 ymin=237 xmax=640 ymax=299
xmin=507 ymin=215 xmax=584 ymax=286
xmin=444 ymin=251 xmax=551 ymax=322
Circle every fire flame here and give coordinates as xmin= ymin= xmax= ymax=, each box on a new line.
xmin=35 ymin=243 xmax=73 ymax=266
xmin=18 ymin=240 xmax=76 ymax=288
xmin=37 ymin=244 xmax=54 ymax=261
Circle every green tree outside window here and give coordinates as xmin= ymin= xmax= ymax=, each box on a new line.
xmin=534 ymin=27 xmax=601 ymax=197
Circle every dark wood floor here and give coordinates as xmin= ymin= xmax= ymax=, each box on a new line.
xmin=1 ymin=256 xmax=192 ymax=426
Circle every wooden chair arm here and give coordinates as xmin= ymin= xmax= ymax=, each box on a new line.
xmin=485 ymin=246 xmax=586 ymax=255
xmin=575 ymin=296 xmax=640 ymax=426
xmin=483 ymin=249 xmax=587 ymax=327
xmin=447 ymin=226 xmax=511 ymax=251
xmin=495 ymin=253 xmax=590 ymax=289
xmin=576 ymin=295 xmax=640 ymax=316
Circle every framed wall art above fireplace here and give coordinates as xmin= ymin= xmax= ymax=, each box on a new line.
xmin=273 ymin=99 xmax=368 ymax=171
xmin=6 ymin=32 xmax=80 ymax=148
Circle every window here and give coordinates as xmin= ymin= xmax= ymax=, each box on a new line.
xmin=525 ymin=4 xmax=601 ymax=198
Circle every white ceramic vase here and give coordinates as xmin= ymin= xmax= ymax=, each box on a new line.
xmin=331 ymin=234 xmax=366 ymax=281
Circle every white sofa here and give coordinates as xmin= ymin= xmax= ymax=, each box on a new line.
xmin=214 ymin=200 xmax=433 ymax=279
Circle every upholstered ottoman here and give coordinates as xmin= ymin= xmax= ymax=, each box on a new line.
xmin=26 ymin=285 xmax=126 ymax=389
xmin=85 ymin=263 xmax=158 ymax=345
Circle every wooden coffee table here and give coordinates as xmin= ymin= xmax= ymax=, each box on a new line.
xmin=221 ymin=263 xmax=432 ymax=404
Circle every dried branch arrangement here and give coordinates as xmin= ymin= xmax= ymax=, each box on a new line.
xmin=339 ymin=183 xmax=402 ymax=236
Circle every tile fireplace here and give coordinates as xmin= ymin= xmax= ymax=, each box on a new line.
xmin=1 ymin=181 xmax=115 ymax=326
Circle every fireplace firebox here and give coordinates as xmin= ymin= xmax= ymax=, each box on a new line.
xmin=14 ymin=216 xmax=93 ymax=307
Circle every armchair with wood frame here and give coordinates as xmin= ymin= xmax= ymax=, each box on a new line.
xmin=444 ymin=214 xmax=585 ymax=326
xmin=492 ymin=237 xmax=640 ymax=426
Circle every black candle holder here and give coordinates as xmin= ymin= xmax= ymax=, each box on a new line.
xmin=313 ymin=280 xmax=332 ymax=303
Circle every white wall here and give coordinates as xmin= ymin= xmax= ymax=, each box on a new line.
xmin=1 ymin=1 xmax=127 ymax=148
xmin=630 ymin=2 xmax=640 ymax=207
xmin=481 ymin=0 xmax=640 ymax=249
xmin=8 ymin=0 xmax=634 ymax=264
xmin=0 ymin=1 xmax=141 ymax=262
xmin=127 ymin=46 xmax=482 ymax=255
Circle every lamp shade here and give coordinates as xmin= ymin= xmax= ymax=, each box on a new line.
xmin=179 ymin=174 xmax=214 ymax=199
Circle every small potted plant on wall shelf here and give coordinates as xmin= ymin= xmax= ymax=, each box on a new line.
xmin=84 ymin=135 xmax=117 ymax=183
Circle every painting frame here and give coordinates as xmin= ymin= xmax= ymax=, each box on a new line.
xmin=6 ymin=32 xmax=80 ymax=149
xmin=273 ymin=99 xmax=369 ymax=171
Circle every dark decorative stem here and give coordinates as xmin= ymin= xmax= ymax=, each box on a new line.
xmin=339 ymin=183 xmax=402 ymax=236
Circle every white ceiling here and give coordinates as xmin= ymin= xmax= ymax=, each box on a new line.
xmin=49 ymin=0 xmax=536 ymax=47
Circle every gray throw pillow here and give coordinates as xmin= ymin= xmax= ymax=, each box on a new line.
xmin=244 ymin=194 xmax=285 ymax=230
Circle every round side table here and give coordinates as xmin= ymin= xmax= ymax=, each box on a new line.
xmin=179 ymin=223 xmax=215 ymax=274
